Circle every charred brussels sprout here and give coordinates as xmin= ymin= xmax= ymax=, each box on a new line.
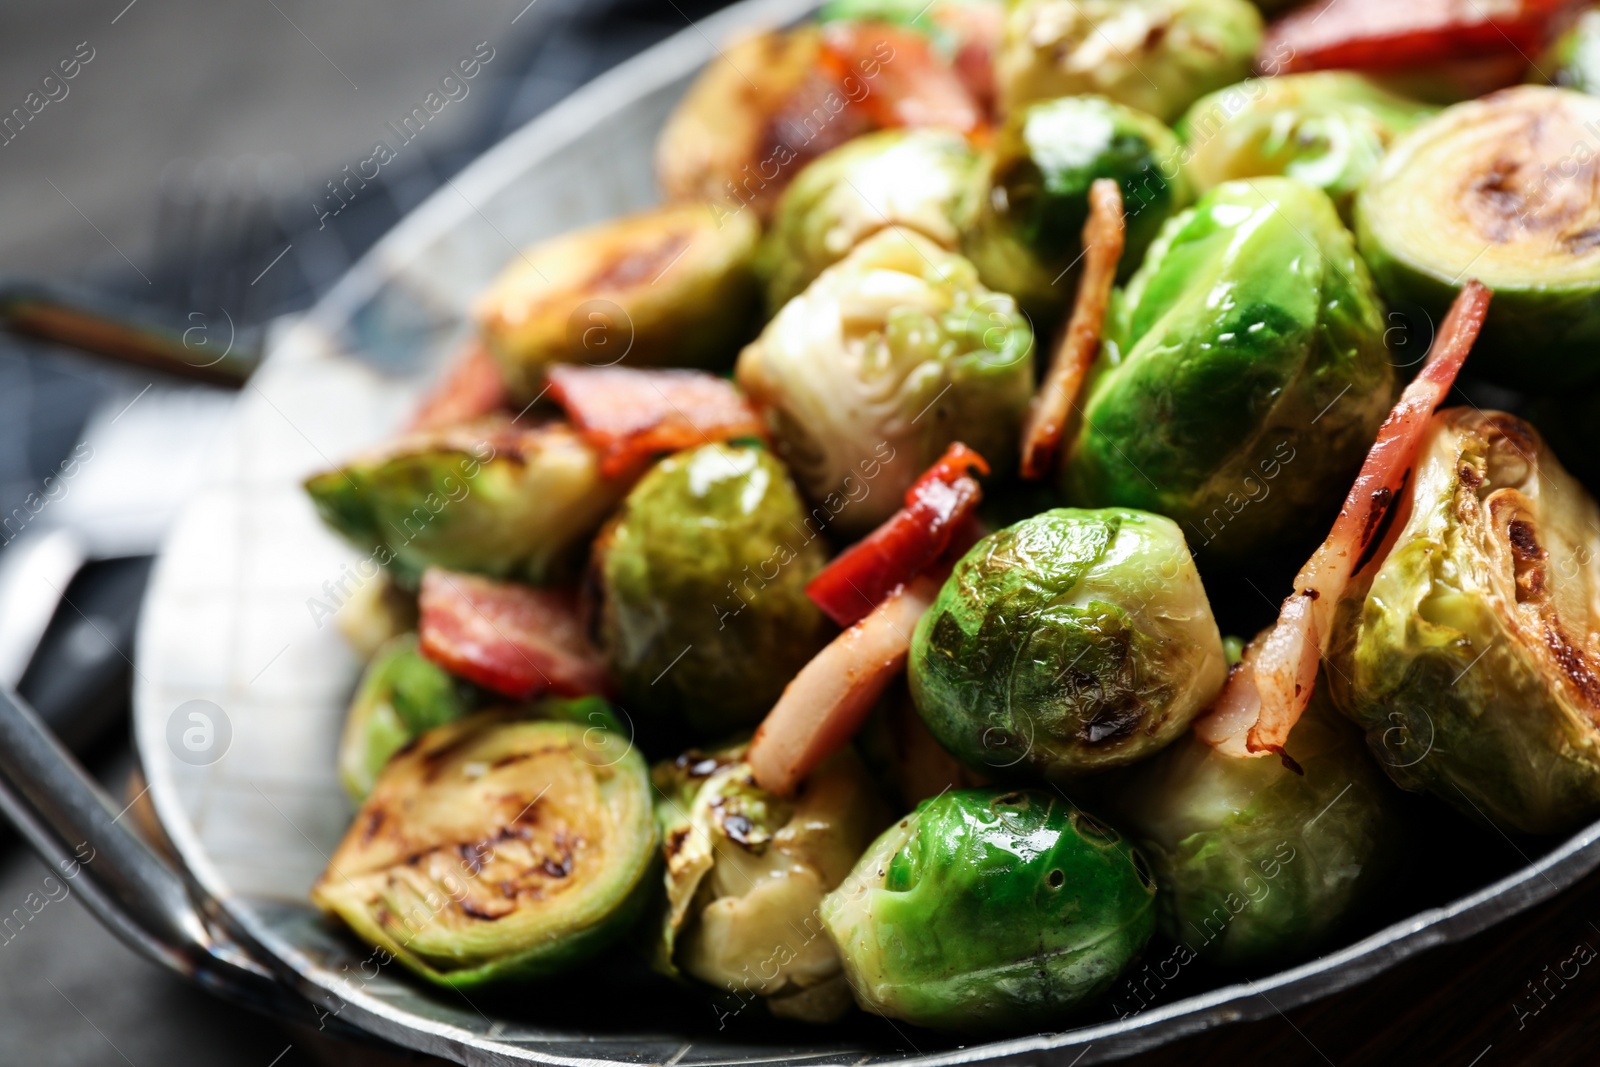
xmin=1329 ymin=409 xmax=1600 ymax=836
xmin=1179 ymin=74 xmax=1435 ymax=219
xmin=1541 ymin=7 xmax=1600 ymax=96
xmin=652 ymin=744 xmax=890 ymax=1022
xmin=963 ymin=95 xmax=1191 ymax=315
xmin=594 ymin=444 xmax=830 ymax=734
xmin=305 ymin=420 xmax=632 ymax=587
xmin=337 ymin=634 xmax=474 ymax=801
xmin=477 ymin=202 xmax=760 ymax=401
xmin=312 ymin=708 xmax=656 ymax=987
xmin=822 ymin=789 xmax=1155 ymax=1031
xmin=997 ymin=0 xmax=1262 ymax=123
xmin=760 ymin=129 xmax=979 ymax=311
xmin=910 ymin=508 xmax=1226 ymax=781
xmin=1356 ymin=87 xmax=1600 ymax=390
xmin=1064 ymin=177 xmax=1394 ymax=559
xmin=737 ymin=227 xmax=1034 ymax=535
xmin=1116 ymin=693 xmax=1399 ymax=966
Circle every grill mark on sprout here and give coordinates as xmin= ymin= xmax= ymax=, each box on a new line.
xmin=1542 ymin=618 xmax=1600 ymax=709
xmin=361 ymin=809 xmax=386 ymax=844
xmin=588 ymin=233 xmax=691 ymax=290
xmin=459 ymin=900 xmax=512 ymax=921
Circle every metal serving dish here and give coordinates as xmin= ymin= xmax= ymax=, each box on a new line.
xmin=3 ymin=0 xmax=1600 ymax=1063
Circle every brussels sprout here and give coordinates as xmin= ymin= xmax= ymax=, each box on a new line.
xmin=337 ymin=634 xmax=474 ymax=801
xmin=594 ymin=444 xmax=830 ymax=735
xmin=651 ymin=744 xmax=890 ymax=1022
xmin=1064 ymin=177 xmax=1395 ymax=559
xmin=996 ymin=0 xmax=1262 ymax=123
xmin=736 ymin=227 xmax=1034 ymax=536
xmin=760 ymin=129 xmax=980 ymax=311
xmin=1329 ymin=409 xmax=1600 ymax=836
xmin=963 ymin=94 xmax=1192 ymax=316
xmin=312 ymin=707 xmax=656 ymax=987
xmin=1356 ymin=86 xmax=1600 ymax=391
xmin=476 ymin=202 xmax=761 ymax=401
xmin=911 ymin=508 xmax=1227 ymax=781
xmin=822 ymin=788 xmax=1156 ymax=1031
xmin=305 ymin=420 xmax=633 ymax=588
xmin=1541 ymin=6 xmax=1600 ymax=96
xmin=1115 ymin=692 xmax=1400 ymax=966
xmin=1178 ymin=74 xmax=1436 ymax=220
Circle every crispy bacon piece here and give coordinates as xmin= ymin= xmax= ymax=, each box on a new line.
xmin=408 ymin=344 xmax=509 ymax=432
xmin=805 ymin=443 xmax=989 ymax=627
xmin=545 ymin=365 xmax=766 ymax=478
xmin=748 ymin=572 xmax=943 ymax=796
xmin=1260 ymin=0 xmax=1569 ymax=75
xmin=819 ymin=22 xmax=985 ymax=135
xmin=1019 ymin=180 xmax=1125 ymax=480
xmin=418 ymin=566 xmax=610 ymax=699
xmin=1196 ymin=281 xmax=1492 ymax=758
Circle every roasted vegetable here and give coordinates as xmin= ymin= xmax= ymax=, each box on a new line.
xmin=1178 ymin=73 xmax=1435 ymax=219
xmin=1064 ymin=177 xmax=1395 ymax=559
xmin=305 ymin=420 xmax=634 ymax=588
xmin=652 ymin=744 xmax=890 ymax=1022
xmin=963 ymin=95 xmax=1189 ymax=316
xmin=1329 ymin=409 xmax=1600 ymax=836
xmin=822 ymin=788 xmax=1155 ymax=1031
xmin=594 ymin=444 xmax=830 ymax=735
xmin=1356 ymin=86 xmax=1600 ymax=390
xmin=337 ymin=634 xmax=474 ymax=802
xmin=476 ymin=202 xmax=761 ymax=401
xmin=996 ymin=0 xmax=1262 ymax=123
xmin=1117 ymin=692 xmax=1399 ymax=966
xmin=737 ymin=227 xmax=1034 ymax=536
xmin=910 ymin=508 xmax=1226 ymax=781
xmin=1542 ymin=6 xmax=1600 ymax=96
xmin=759 ymin=128 xmax=979 ymax=310
xmin=312 ymin=707 xmax=656 ymax=987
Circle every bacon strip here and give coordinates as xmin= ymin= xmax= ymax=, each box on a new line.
xmin=1260 ymin=0 xmax=1567 ymax=75
xmin=819 ymin=22 xmax=984 ymax=136
xmin=1196 ymin=281 xmax=1492 ymax=758
xmin=546 ymin=365 xmax=766 ymax=478
xmin=408 ymin=344 xmax=509 ymax=432
xmin=749 ymin=572 xmax=942 ymax=796
xmin=1019 ymin=179 xmax=1125 ymax=480
xmin=418 ymin=566 xmax=611 ymax=700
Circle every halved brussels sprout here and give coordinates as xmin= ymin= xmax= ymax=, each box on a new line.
xmin=760 ymin=128 xmax=980 ymax=311
xmin=736 ymin=227 xmax=1034 ymax=536
xmin=1540 ymin=6 xmax=1600 ymax=96
xmin=337 ymin=633 xmax=474 ymax=802
xmin=594 ymin=444 xmax=830 ymax=735
xmin=651 ymin=744 xmax=890 ymax=1022
xmin=1179 ymin=73 xmax=1435 ymax=219
xmin=910 ymin=508 xmax=1227 ymax=781
xmin=1356 ymin=87 xmax=1600 ymax=390
xmin=1329 ymin=409 xmax=1600 ymax=836
xmin=305 ymin=420 xmax=632 ymax=587
xmin=1116 ymin=691 xmax=1400 ymax=966
xmin=312 ymin=707 xmax=656 ymax=987
xmin=1064 ymin=177 xmax=1395 ymax=560
xmin=962 ymin=95 xmax=1191 ymax=316
xmin=476 ymin=202 xmax=761 ymax=401
xmin=822 ymin=788 xmax=1156 ymax=1031
xmin=996 ymin=0 xmax=1262 ymax=123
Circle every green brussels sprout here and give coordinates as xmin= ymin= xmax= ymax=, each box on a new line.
xmin=337 ymin=634 xmax=474 ymax=801
xmin=1355 ymin=86 xmax=1600 ymax=391
xmin=1064 ymin=177 xmax=1395 ymax=559
xmin=996 ymin=0 xmax=1263 ymax=123
xmin=822 ymin=788 xmax=1156 ymax=1031
xmin=1178 ymin=73 xmax=1436 ymax=220
xmin=594 ymin=444 xmax=830 ymax=735
xmin=305 ymin=420 xmax=633 ymax=588
xmin=477 ymin=202 xmax=761 ymax=402
xmin=651 ymin=744 xmax=890 ymax=1022
xmin=910 ymin=508 xmax=1227 ymax=781
xmin=1539 ymin=6 xmax=1600 ymax=96
xmin=1329 ymin=408 xmax=1600 ymax=836
xmin=962 ymin=95 xmax=1193 ymax=316
xmin=312 ymin=707 xmax=656 ymax=987
xmin=736 ymin=227 xmax=1034 ymax=536
xmin=760 ymin=129 xmax=980 ymax=311
xmin=1115 ymin=692 xmax=1400 ymax=967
